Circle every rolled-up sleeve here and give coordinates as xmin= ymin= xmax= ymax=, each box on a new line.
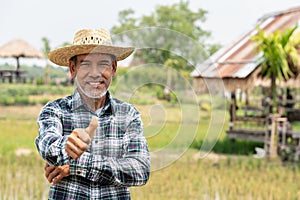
xmin=35 ymin=102 xmax=70 ymax=166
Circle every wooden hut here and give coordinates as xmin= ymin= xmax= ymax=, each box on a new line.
xmin=191 ymin=6 xmax=300 ymax=157
xmin=0 ymin=39 xmax=44 ymax=83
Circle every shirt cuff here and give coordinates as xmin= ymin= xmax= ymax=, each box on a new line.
xmin=69 ymin=152 xmax=91 ymax=178
xmin=69 ymin=152 xmax=110 ymax=182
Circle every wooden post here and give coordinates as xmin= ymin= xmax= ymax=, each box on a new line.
xmin=245 ymin=89 xmax=249 ymax=106
xmin=229 ymin=91 xmax=236 ymax=130
xmin=278 ymin=118 xmax=287 ymax=147
xmin=264 ymin=114 xmax=281 ymax=158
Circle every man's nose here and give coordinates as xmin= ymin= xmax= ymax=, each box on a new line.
xmin=91 ymin=65 xmax=98 ymax=75
xmin=90 ymin=65 xmax=102 ymax=76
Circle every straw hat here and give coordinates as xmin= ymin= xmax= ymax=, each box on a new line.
xmin=48 ymin=29 xmax=134 ymax=67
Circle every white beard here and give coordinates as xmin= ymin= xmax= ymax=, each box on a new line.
xmin=75 ymin=76 xmax=110 ymax=99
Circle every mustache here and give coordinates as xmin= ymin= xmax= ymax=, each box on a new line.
xmin=84 ymin=78 xmax=107 ymax=84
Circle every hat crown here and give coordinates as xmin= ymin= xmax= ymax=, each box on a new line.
xmin=73 ymin=29 xmax=113 ymax=46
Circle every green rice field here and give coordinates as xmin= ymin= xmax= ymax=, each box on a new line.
xmin=0 ymin=102 xmax=300 ymax=199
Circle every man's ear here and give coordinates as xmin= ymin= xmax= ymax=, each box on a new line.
xmin=69 ymin=61 xmax=77 ymax=78
xmin=112 ymin=60 xmax=117 ymax=77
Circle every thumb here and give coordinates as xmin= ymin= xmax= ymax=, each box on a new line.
xmin=85 ymin=116 xmax=98 ymax=139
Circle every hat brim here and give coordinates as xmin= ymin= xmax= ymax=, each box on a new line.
xmin=48 ymin=44 xmax=135 ymax=67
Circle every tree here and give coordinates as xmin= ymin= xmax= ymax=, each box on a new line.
xmin=252 ymin=25 xmax=300 ymax=113
xmin=41 ymin=37 xmax=51 ymax=84
xmin=111 ymin=1 xmax=219 ymax=72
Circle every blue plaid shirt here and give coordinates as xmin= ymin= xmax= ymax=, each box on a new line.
xmin=35 ymin=90 xmax=150 ymax=199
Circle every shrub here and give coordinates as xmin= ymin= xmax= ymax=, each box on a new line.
xmin=0 ymin=84 xmax=74 ymax=106
xmin=14 ymin=95 xmax=31 ymax=105
xmin=191 ymin=138 xmax=264 ymax=155
xmin=0 ymin=95 xmax=15 ymax=105
xmin=156 ymin=86 xmax=165 ymax=100
xmin=36 ymin=78 xmax=44 ymax=86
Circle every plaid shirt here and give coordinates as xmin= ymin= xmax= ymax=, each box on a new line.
xmin=35 ymin=90 xmax=150 ymax=200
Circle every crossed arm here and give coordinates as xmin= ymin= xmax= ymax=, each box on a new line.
xmin=44 ymin=117 xmax=97 ymax=185
xmin=36 ymin=105 xmax=150 ymax=186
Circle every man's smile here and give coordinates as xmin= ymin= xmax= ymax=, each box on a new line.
xmin=85 ymin=80 xmax=106 ymax=88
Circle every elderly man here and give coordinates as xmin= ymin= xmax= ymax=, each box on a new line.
xmin=35 ymin=29 xmax=150 ymax=199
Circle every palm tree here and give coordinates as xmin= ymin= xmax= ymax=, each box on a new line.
xmin=252 ymin=25 xmax=299 ymax=113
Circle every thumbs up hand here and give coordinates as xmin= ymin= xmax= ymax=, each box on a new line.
xmin=65 ymin=116 xmax=98 ymax=159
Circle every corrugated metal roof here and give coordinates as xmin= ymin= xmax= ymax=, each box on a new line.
xmin=191 ymin=6 xmax=300 ymax=79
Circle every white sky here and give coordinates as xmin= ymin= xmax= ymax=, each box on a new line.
xmin=0 ymin=0 xmax=299 ymax=60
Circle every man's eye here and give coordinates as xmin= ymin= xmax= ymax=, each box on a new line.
xmin=81 ymin=63 xmax=90 ymax=67
xmin=99 ymin=64 xmax=108 ymax=67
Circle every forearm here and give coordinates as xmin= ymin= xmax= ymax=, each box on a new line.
xmin=69 ymin=151 xmax=150 ymax=186
xmin=36 ymin=102 xmax=71 ymax=166
xmin=35 ymin=134 xmax=70 ymax=166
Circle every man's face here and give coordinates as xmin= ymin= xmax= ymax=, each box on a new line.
xmin=70 ymin=53 xmax=116 ymax=99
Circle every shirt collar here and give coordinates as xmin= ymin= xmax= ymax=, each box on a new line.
xmin=70 ymin=89 xmax=115 ymax=115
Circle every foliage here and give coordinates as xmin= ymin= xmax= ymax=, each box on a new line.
xmin=191 ymin=138 xmax=264 ymax=155
xmin=253 ymin=25 xmax=299 ymax=81
xmin=41 ymin=37 xmax=51 ymax=59
xmin=40 ymin=37 xmax=72 ymax=84
xmin=0 ymin=84 xmax=73 ymax=105
xmin=251 ymin=25 xmax=300 ymax=112
xmin=41 ymin=37 xmax=51 ymax=84
xmin=0 ymin=63 xmax=68 ymax=79
xmin=111 ymin=1 xmax=220 ymax=72
xmin=112 ymin=65 xmax=192 ymax=103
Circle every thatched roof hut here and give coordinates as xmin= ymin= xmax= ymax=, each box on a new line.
xmin=0 ymin=38 xmax=44 ymax=70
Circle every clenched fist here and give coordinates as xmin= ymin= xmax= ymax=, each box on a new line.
xmin=66 ymin=116 xmax=98 ymax=159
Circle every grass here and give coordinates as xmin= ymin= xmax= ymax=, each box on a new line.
xmin=0 ymin=106 xmax=41 ymax=156
xmin=131 ymin=150 xmax=300 ymax=199
xmin=0 ymin=105 xmax=49 ymax=198
xmin=1 ymin=93 xmax=300 ymax=199
xmin=0 ymin=155 xmax=48 ymax=199
xmin=291 ymin=121 xmax=300 ymax=130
